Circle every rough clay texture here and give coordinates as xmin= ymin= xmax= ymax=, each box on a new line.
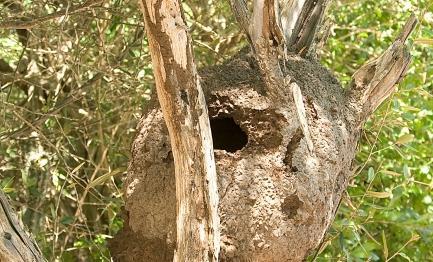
xmin=110 ymin=50 xmax=360 ymax=261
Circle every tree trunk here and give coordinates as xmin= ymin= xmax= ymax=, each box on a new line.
xmin=110 ymin=2 xmax=416 ymax=260
xmin=0 ymin=191 xmax=44 ymax=262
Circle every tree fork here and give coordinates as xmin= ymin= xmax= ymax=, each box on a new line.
xmin=231 ymin=0 xmax=331 ymax=57
xmin=229 ymin=0 xmax=332 ymax=103
xmin=138 ymin=0 xmax=220 ymax=261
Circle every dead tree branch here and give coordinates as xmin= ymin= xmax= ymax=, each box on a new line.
xmin=0 ymin=191 xmax=44 ymax=262
xmin=139 ymin=0 xmax=220 ymax=261
xmin=280 ymin=0 xmax=329 ymax=56
xmin=237 ymin=0 xmax=287 ymax=103
xmin=230 ymin=0 xmax=330 ymax=57
xmin=346 ymin=14 xmax=417 ymax=128
xmin=228 ymin=0 xmax=332 ymax=104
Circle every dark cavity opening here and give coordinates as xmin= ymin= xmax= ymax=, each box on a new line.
xmin=210 ymin=117 xmax=248 ymax=153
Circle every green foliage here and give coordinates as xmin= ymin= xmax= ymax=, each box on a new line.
xmin=0 ymin=0 xmax=431 ymax=261
xmin=315 ymin=0 xmax=433 ymax=260
xmin=0 ymin=0 xmax=146 ymax=260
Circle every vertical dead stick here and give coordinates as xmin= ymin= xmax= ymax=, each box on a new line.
xmin=139 ymin=0 xmax=220 ymax=261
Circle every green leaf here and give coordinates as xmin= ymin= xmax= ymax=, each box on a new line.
xmin=414 ymin=38 xmax=433 ymax=45
xmin=403 ymin=165 xmax=411 ymax=178
xmin=366 ymin=191 xmax=392 ymax=198
xmin=382 ymin=230 xmax=388 ymax=260
xmin=398 ymin=252 xmax=413 ymax=261
xmin=367 ymin=167 xmax=375 ymax=183
xmin=2 ymin=187 xmax=15 ymax=193
xmin=60 ymin=216 xmax=74 ymax=225
xmin=381 ymin=170 xmax=402 ymax=177
xmin=396 ymin=134 xmax=415 ymax=145
xmin=87 ymin=168 xmax=125 ymax=188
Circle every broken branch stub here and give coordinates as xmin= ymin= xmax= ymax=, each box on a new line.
xmin=346 ymin=15 xmax=417 ymax=127
xmin=138 ymin=0 xmax=220 ymax=261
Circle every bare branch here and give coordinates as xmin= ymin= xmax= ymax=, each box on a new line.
xmin=0 ymin=190 xmax=44 ymax=261
xmin=281 ymin=0 xmax=329 ymax=56
xmin=0 ymin=0 xmax=103 ymax=29
xmin=279 ymin=0 xmax=307 ymax=46
xmin=233 ymin=0 xmax=330 ymax=57
xmin=139 ymin=0 xmax=220 ymax=261
xmin=249 ymin=0 xmax=284 ymax=47
xmin=231 ymin=0 xmax=285 ymax=104
xmin=346 ymin=15 xmax=417 ymax=127
xmin=250 ymin=0 xmax=266 ymax=45
xmin=396 ymin=13 xmax=417 ymax=42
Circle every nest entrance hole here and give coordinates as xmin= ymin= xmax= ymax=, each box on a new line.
xmin=210 ymin=117 xmax=248 ymax=153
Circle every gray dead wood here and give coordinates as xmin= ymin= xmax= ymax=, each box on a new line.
xmin=138 ymin=0 xmax=220 ymax=261
xmin=0 ymin=191 xmax=44 ymax=262
xmin=231 ymin=0 xmax=330 ymax=57
xmin=346 ymin=14 xmax=417 ymax=128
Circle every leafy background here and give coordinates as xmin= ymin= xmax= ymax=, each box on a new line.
xmin=0 ymin=0 xmax=432 ymax=261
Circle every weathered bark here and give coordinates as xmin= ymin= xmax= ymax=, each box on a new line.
xmin=111 ymin=4 xmax=416 ymax=261
xmin=231 ymin=0 xmax=329 ymax=57
xmin=0 ymin=191 xmax=44 ymax=262
xmin=138 ymin=0 xmax=219 ymax=261
xmin=279 ymin=0 xmax=330 ymax=56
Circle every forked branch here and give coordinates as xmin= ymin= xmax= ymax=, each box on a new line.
xmin=228 ymin=0 xmax=331 ymax=103
xmin=230 ymin=0 xmax=330 ymax=57
xmin=282 ymin=0 xmax=329 ymax=56
xmin=346 ymin=14 xmax=417 ymax=127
